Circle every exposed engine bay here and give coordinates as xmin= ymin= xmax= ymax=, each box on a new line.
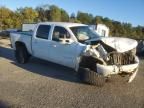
xmin=82 ymin=40 xmax=136 ymax=65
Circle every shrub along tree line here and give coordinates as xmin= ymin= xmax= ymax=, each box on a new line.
xmin=0 ymin=4 xmax=143 ymax=39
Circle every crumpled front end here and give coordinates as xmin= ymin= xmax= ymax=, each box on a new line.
xmin=81 ymin=38 xmax=139 ymax=83
xmin=96 ymin=56 xmax=139 ymax=83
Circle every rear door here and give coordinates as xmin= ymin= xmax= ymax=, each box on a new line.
xmin=32 ymin=24 xmax=52 ymax=60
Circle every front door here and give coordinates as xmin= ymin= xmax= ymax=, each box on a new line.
xmin=49 ymin=26 xmax=78 ymax=68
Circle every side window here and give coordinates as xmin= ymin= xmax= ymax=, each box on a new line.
xmin=52 ymin=26 xmax=70 ymax=41
xmin=36 ymin=25 xmax=51 ymax=39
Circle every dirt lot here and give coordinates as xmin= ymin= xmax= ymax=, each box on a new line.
xmin=0 ymin=38 xmax=144 ymax=108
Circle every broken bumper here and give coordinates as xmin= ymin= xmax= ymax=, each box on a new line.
xmin=96 ymin=56 xmax=139 ymax=82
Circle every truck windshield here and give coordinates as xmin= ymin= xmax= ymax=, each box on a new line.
xmin=70 ymin=26 xmax=99 ymax=41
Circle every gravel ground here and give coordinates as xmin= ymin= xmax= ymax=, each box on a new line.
xmin=0 ymin=39 xmax=144 ymax=108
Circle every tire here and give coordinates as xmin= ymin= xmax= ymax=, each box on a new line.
xmin=78 ymin=67 xmax=105 ymax=87
xmin=15 ymin=46 xmax=30 ymax=64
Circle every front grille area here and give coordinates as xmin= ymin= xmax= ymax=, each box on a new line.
xmin=108 ymin=52 xmax=135 ymax=65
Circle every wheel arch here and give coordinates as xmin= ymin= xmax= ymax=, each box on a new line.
xmin=15 ymin=41 xmax=30 ymax=56
xmin=15 ymin=41 xmax=26 ymax=49
xmin=78 ymin=55 xmax=106 ymax=72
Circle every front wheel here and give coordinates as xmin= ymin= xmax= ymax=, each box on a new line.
xmin=78 ymin=67 xmax=105 ymax=87
xmin=15 ymin=46 xmax=30 ymax=64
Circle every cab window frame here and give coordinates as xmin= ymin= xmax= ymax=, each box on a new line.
xmin=36 ymin=25 xmax=51 ymax=39
xmin=52 ymin=26 xmax=71 ymax=42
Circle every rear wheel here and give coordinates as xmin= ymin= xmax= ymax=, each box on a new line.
xmin=78 ymin=67 xmax=105 ymax=87
xmin=15 ymin=46 xmax=30 ymax=64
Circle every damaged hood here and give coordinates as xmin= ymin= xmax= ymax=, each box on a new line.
xmin=86 ymin=37 xmax=138 ymax=53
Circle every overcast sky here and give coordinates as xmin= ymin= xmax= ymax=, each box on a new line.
xmin=0 ymin=0 xmax=143 ymax=26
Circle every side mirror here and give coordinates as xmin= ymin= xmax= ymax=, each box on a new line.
xmin=59 ymin=38 xmax=74 ymax=45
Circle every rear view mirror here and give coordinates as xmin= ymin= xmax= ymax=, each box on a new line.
xmin=59 ymin=34 xmax=65 ymax=38
xmin=77 ymin=34 xmax=89 ymax=41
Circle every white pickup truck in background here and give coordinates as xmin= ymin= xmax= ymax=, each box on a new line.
xmin=10 ymin=22 xmax=139 ymax=86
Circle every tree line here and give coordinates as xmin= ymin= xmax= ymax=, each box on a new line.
xmin=0 ymin=4 xmax=144 ymax=39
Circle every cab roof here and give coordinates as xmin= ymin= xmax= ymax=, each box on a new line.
xmin=38 ymin=22 xmax=87 ymax=28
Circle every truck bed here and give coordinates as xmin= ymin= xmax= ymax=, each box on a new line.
xmin=10 ymin=31 xmax=33 ymax=54
xmin=12 ymin=31 xmax=33 ymax=36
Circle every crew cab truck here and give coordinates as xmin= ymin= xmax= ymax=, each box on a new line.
xmin=10 ymin=22 xmax=139 ymax=86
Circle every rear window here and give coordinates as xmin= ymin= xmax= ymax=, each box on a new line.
xmin=36 ymin=25 xmax=51 ymax=39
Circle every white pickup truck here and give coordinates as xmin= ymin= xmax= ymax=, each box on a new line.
xmin=10 ymin=22 xmax=139 ymax=86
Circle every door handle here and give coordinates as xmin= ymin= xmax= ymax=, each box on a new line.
xmin=34 ymin=40 xmax=38 ymax=43
xmin=53 ymin=45 xmax=57 ymax=47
